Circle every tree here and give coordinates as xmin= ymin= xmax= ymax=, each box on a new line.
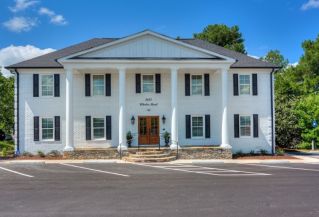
xmin=194 ymin=24 xmax=246 ymax=53
xmin=0 ymin=73 xmax=14 ymax=135
xmin=260 ymin=50 xmax=289 ymax=68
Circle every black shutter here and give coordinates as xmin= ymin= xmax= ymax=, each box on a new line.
xmin=234 ymin=114 xmax=239 ymax=138
xmin=186 ymin=115 xmax=191 ymax=139
xmin=54 ymin=116 xmax=60 ymax=141
xmin=253 ymin=114 xmax=259 ymax=138
xmin=34 ymin=116 xmax=39 ymax=141
xmin=252 ymin=74 xmax=258 ymax=95
xmin=205 ymin=115 xmax=211 ymax=138
xmin=136 ymin=74 xmax=141 ymax=93
xmin=155 ymin=74 xmax=161 ymax=93
xmin=106 ymin=116 xmax=112 ymax=140
xmin=85 ymin=116 xmax=91 ymax=140
xmin=233 ymin=74 xmax=239 ymax=96
xmin=33 ymin=74 xmax=39 ymax=97
xmin=105 ymin=74 xmax=111 ymax=96
xmin=204 ymin=74 xmax=210 ymax=96
xmin=85 ymin=74 xmax=90 ymax=96
xmin=185 ymin=74 xmax=190 ymax=96
xmin=54 ymin=74 xmax=60 ymax=97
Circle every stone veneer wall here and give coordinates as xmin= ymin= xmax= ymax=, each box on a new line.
xmin=174 ymin=147 xmax=232 ymax=159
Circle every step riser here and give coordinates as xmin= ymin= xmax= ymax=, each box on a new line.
xmin=129 ymin=154 xmax=173 ymax=159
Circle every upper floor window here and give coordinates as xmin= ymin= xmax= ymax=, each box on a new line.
xmin=93 ymin=75 xmax=104 ymax=96
xmin=41 ymin=75 xmax=54 ymax=96
xmin=191 ymin=75 xmax=203 ymax=95
xmin=192 ymin=116 xmax=204 ymax=138
xmin=142 ymin=75 xmax=155 ymax=93
xmin=240 ymin=115 xmax=251 ymax=137
xmin=42 ymin=118 xmax=54 ymax=140
xmin=93 ymin=118 xmax=105 ymax=139
xmin=239 ymin=75 xmax=251 ymax=95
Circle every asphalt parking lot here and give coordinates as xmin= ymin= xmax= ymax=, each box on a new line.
xmin=1 ymin=162 xmax=319 ymax=217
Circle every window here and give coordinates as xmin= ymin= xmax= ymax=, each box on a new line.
xmin=191 ymin=75 xmax=203 ymax=95
xmin=239 ymin=75 xmax=251 ymax=95
xmin=192 ymin=116 xmax=204 ymax=138
xmin=142 ymin=75 xmax=155 ymax=93
xmin=41 ymin=75 xmax=54 ymax=96
xmin=240 ymin=115 xmax=251 ymax=137
xmin=93 ymin=118 xmax=105 ymax=139
xmin=42 ymin=118 xmax=54 ymax=140
xmin=93 ymin=75 xmax=104 ymax=96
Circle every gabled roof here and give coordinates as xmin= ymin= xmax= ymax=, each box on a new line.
xmin=6 ymin=31 xmax=279 ymax=69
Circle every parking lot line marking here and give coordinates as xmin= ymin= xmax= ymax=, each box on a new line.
xmin=246 ymin=163 xmax=319 ymax=172
xmin=0 ymin=166 xmax=34 ymax=178
xmin=132 ymin=163 xmax=270 ymax=176
xmin=59 ymin=163 xmax=129 ymax=177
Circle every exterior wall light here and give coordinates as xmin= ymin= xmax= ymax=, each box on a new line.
xmin=162 ymin=115 xmax=166 ymax=124
xmin=131 ymin=116 xmax=135 ymax=125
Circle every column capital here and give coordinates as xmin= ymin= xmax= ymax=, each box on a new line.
xmin=117 ymin=67 xmax=126 ymax=72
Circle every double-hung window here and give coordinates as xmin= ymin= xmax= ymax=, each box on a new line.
xmin=42 ymin=118 xmax=54 ymax=140
xmin=93 ymin=75 xmax=104 ymax=96
xmin=142 ymin=75 xmax=155 ymax=93
xmin=93 ymin=118 xmax=105 ymax=139
xmin=239 ymin=75 xmax=251 ymax=95
xmin=191 ymin=75 xmax=203 ymax=95
xmin=240 ymin=115 xmax=251 ymax=137
xmin=192 ymin=116 xmax=204 ymax=138
xmin=41 ymin=75 xmax=54 ymax=96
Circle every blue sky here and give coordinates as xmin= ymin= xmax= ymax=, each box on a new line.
xmin=1 ymin=0 xmax=319 ymax=68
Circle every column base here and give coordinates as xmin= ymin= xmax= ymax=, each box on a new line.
xmin=220 ymin=144 xmax=232 ymax=149
xmin=170 ymin=143 xmax=181 ymax=150
xmin=64 ymin=146 xmax=74 ymax=152
xmin=117 ymin=145 xmax=128 ymax=152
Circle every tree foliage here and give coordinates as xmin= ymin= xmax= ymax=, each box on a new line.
xmin=194 ymin=24 xmax=246 ymax=54
xmin=264 ymin=35 xmax=319 ymax=148
xmin=0 ymin=72 xmax=14 ymax=135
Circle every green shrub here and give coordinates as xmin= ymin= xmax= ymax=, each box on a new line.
xmin=22 ymin=151 xmax=33 ymax=157
xmin=0 ymin=141 xmax=14 ymax=152
xmin=276 ymin=148 xmax=285 ymax=156
xmin=235 ymin=150 xmax=244 ymax=157
xmin=47 ymin=150 xmax=61 ymax=157
xmin=249 ymin=150 xmax=255 ymax=156
xmin=259 ymin=149 xmax=268 ymax=155
xmin=1 ymin=147 xmax=7 ymax=157
xmin=37 ymin=151 xmax=45 ymax=158
xmin=296 ymin=142 xmax=312 ymax=150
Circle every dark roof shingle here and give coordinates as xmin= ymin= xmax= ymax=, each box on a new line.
xmin=6 ymin=37 xmax=279 ymax=69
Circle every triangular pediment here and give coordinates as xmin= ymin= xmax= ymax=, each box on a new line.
xmin=75 ymin=32 xmax=219 ymax=59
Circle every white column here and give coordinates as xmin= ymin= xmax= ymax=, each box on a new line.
xmin=170 ymin=67 xmax=179 ymax=150
xmin=117 ymin=68 xmax=127 ymax=152
xmin=64 ymin=68 xmax=74 ymax=151
xmin=220 ymin=68 xmax=231 ymax=149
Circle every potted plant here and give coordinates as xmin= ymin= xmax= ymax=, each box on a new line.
xmin=126 ymin=131 xmax=133 ymax=147
xmin=163 ymin=131 xmax=170 ymax=147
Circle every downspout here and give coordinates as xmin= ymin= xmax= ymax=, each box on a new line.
xmin=270 ymin=68 xmax=276 ymax=155
xmin=12 ymin=69 xmax=20 ymax=155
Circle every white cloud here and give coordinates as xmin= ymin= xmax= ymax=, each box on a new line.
xmin=3 ymin=17 xmax=37 ymax=32
xmin=288 ymin=62 xmax=299 ymax=67
xmin=301 ymin=0 xmax=319 ymax=10
xmin=0 ymin=45 xmax=55 ymax=77
xmin=39 ymin=7 xmax=67 ymax=25
xmin=248 ymin=54 xmax=260 ymax=59
xmin=9 ymin=0 xmax=39 ymax=12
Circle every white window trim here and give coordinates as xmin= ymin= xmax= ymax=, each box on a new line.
xmin=191 ymin=115 xmax=205 ymax=139
xmin=40 ymin=74 xmax=54 ymax=97
xmin=191 ymin=74 xmax=204 ymax=96
xmin=91 ymin=117 xmax=106 ymax=141
xmin=238 ymin=74 xmax=252 ymax=96
xmin=239 ymin=114 xmax=253 ymax=138
xmin=91 ymin=74 xmax=105 ymax=96
xmin=141 ymin=74 xmax=155 ymax=93
xmin=41 ymin=117 xmax=55 ymax=142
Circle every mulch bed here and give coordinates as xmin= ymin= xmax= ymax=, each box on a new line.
xmin=0 ymin=156 xmax=64 ymax=160
xmin=233 ymin=155 xmax=299 ymax=160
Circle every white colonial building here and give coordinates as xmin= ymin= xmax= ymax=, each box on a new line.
xmin=6 ymin=30 xmax=279 ymax=155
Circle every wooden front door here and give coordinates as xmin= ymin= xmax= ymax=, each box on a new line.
xmin=138 ymin=116 xmax=160 ymax=145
